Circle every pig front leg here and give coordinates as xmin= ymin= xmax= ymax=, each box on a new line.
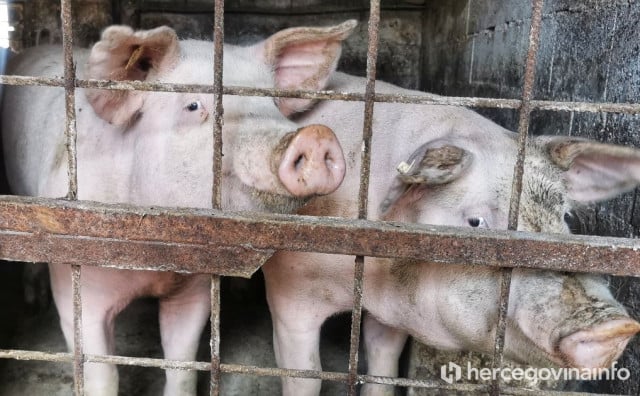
xmin=362 ymin=313 xmax=408 ymax=396
xmin=272 ymin=313 xmax=324 ymax=396
xmin=266 ymin=282 xmax=333 ymax=396
xmin=158 ymin=274 xmax=211 ymax=396
xmin=49 ymin=263 xmax=121 ymax=396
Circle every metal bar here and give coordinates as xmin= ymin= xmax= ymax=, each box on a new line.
xmin=347 ymin=256 xmax=365 ymax=394
xmin=3 ymin=74 xmax=640 ymax=114
xmin=348 ymin=2 xmax=381 ymax=393
xmin=492 ymin=1 xmax=545 ymax=395
xmin=0 ymin=349 xmax=624 ymax=396
xmin=0 ymin=349 xmax=73 ymax=363
xmin=212 ymin=0 xmax=224 ymax=211
xmin=132 ymin=1 xmax=424 ymax=15
xmin=60 ymin=0 xmax=77 ymax=200
xmin=72 ymin=265 xmax=84 ymax=396
xmin=60 ymin=0 xmax=83 ymax=394
xmin=209 ymin=1 xmax=225 ymax=395
xmin=1 ymin=196 xmax=640 ymax=276
xmin=209 ymin=275 xmax=221 ymax=395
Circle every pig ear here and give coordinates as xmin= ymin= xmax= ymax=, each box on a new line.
xmin=260 ymin=19 xmax=357 ymax=116
xmin=84 ymin=25 xmax=180 ymax=125
xmin=545 ymin=137 xmax=640 ymax=202
xmin=380 ymin=143 xmax=473 ymax=214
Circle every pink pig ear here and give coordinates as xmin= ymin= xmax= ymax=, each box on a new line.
xmin=544 ymin=137 xmax=640 ymax=202
xmin=84 ymin=26 xmax=180 ymax=126
xmin=261 ymin=20 xmax=357 ymax=116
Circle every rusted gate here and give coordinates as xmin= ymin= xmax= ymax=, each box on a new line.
xmin=1 ymin=0 xmax=640 ymax=395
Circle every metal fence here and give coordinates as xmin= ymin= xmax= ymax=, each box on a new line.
xmin=0 ymin=0 xmax=640 ymax=395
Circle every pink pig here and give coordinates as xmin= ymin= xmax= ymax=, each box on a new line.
xmin=262 ymin=27 xmax=640 ymax=396
xmin=2 ymin=21 xmax=357 ymax=396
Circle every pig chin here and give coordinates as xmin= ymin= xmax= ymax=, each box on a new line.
xmin=236 ymin=182 xmax=310 ymax=213
xmin=251 ymin=188 xmax=310 ymax=213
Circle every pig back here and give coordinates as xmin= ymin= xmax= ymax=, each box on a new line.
xmin=2 ymin=46 xmax=91 ymax=197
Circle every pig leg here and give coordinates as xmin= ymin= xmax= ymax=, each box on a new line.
xmin=267 ymin=288 xmax=334 ymax=396
xmin=272 ymin=314 xmax=324 ymax=395
xmin=158 ymin=274 xmax=210 ymax=396
xmin=49 ymin=264 xmax=121 ymax=396
xmin=81 ymin=312 xmax=119 ymax=396
xmin=362 ymin=314 xmax=408 ymax=396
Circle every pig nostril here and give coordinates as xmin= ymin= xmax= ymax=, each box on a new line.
xmin=294 ymin=154 xmax=305 ymax=171
xmin=324 ymin=151 xmax=335 ymax=168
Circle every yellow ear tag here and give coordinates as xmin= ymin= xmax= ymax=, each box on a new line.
xmin=396 ymin=160 xmax=415 ymax=175
xmin=125 ymin=46 xmax=146 ymax=71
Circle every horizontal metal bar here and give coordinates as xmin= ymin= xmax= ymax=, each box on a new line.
xmin=1 ymin=195 xmax=640 ymax=276
xmin=129 ymin=0 xmax=425 ymax=15
xmin=0 ymin=349 xmax=72 ymax=363
xmin=0 ymin=349 xmax=620 ymax=395
xmin=2 ymin=75 xmax=640 ymax=114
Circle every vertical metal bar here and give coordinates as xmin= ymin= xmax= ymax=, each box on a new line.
xmin=61 ymin=0 xmax=78 ymax=200
xmin=61 ymin=0 xmax=83 ymax=393
xmin=348 ymin=1 xmax=381 ymax=394
xmin=72 ymin=264 xmax=84 ymax=396
xmin=209 ymin=275 xmax=221 ymax=396
xmin=210 ymin=1 xmax=225 ymax=395
xmin=507 ymin=0 xmax=545 ymax=228
xmin=491 ymin=1 xmax=544 ymax=395
xmin=212 ymin=0 xmax=224 ymax=210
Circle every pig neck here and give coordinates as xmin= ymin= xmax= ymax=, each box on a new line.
xmin=361 ymin=259 xmax=483 ymax=351
xmin=362 ymin=261 xmax=564 ymax=366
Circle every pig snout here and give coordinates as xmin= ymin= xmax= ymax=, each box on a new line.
xmin=278 ymin=124 xmax=346 ymax=197
xmin=558 ymin=317 xmax=640 ymax=368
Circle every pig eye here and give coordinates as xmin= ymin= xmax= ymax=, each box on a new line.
xmin=185 ymin=101 xmax=202 ymax=112
xmin=468 ymin=216 xmax=488 ymax=228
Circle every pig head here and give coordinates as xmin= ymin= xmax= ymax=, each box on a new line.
xmin=2 ymin=21 xmax=355 ymax=396
xmin=262 ymin=71 xmax=640 ymax=395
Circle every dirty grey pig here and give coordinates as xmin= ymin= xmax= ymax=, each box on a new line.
xmin=262 ymin=71 xmax=640 ymax=395
xmin=2 ymin=21 xmax=356 ymax=396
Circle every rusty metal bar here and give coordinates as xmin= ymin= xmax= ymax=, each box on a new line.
xmin=347 ymin=256 xmax=365 ymax=393
xmin=209 ymin=1 xmax=225 ymax=395
xmin=60 ymin=0 xmax=78 ymax=200
xmin=2 ymin=195 xmax=640 ymax=276
xmin=0 ymin=349 xmax=73 ymax=363
xmin=492 ymin=1 xmax=545 ymax=395
xmin=3 ymin=74 xmax=640 ymax=114
xmin=133 ymin=1 xmax=424 ymax=15
xmin=209 ymin=275 xmax=221 ymax=395
xmin=0 ymin=348 xmax=623 ymax=396
xmin=211 ymin=0 xmax=224 ymax=211
xmin=72 ymin=265 xmax=84 ymax=396
xmin=507 ymin=2 xmax=544 ymax=229
xmin=347 ymin=2 xmax=381 ymax=394
xmin=60 ymin=0 xmax=83 ymax=394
